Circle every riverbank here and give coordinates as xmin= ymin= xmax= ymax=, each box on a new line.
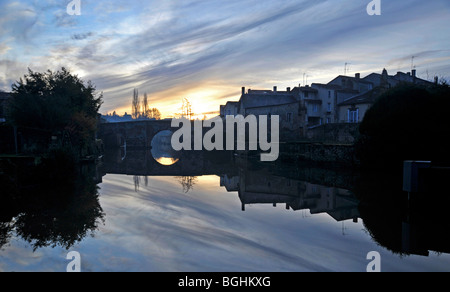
xmin=279 ymin=141 xmax=359 ymax=168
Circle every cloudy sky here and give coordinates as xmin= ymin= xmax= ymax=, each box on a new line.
xmin=1 ymin=0 xmax=449 ymax=117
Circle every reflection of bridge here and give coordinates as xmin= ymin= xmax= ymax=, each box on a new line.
xmin=100 ymin=147 xmax=360 ymax=223
xmin=98 ymin=120 xmax=174 ymax=149
xmin=99 ymin=149 xmax=237 ymax=177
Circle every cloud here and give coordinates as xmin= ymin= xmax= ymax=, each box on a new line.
xmin=72 ymin=32 xmax=95 ymax=40
xmin=0 ymin=44 xmax=11 ymax=56
xmin=1 ymin=0 xmax=450 ymax=116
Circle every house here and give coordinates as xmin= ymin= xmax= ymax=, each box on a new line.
xmin=308 ymin=84 xmax=360 ymax=126
xmin=101 ymin=112 xmax=133 ymax=123
xmin=218 ymin=68 xmax=440 ymax=141
xmin=238 ymin=86 xmax=304 ymax=139
xmin=0 ymin=92 xmax=11 ymax=123
xmin=337 ymin=86 xmax=387 ymax=123
xmin=328 ymin=73 xmax=374 ymax=93
xmin=363 ymin=68 xmax=435 ymax=88
xmin=220 ymin=100 xmax=240 ymax=117
xmin=337 ymin=68 xmax=438 ymax=124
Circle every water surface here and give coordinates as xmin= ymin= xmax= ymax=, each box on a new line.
xmin=1 ymin=151 xmax=450 ymax=272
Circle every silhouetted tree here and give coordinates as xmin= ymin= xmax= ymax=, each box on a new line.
xmin=132 ymin=88 xmax=140 ymax=119
xmin=140 ymin=92 xmax=161 ymax=120
xmin=356 ymin=83 xmax=450 ymax=171
xmin=182 ymin=98 xmax=193 ymax=119
xmin=142 ymin=93 xmax=149 ymax=118
xmin=147 ymin=108 xmax=161 ymax=120
xmin=7 ymin=67 xmax=103 ymax=157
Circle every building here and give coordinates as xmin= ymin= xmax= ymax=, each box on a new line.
xmin=220 ymin=167 xmax=360 ymax=222
xmin=220 ymin=100 xmax=240 ymax=117
xmin=337 ymin=69 xmax=437 ymax=124
xmin=363 ymin=68 xmax=435 ymax=88
xmin=101 ymin=112 xmax=133 ymax=123
xmin=337 ymin=86 xmax=387 ymax=123
xmin=0 ymin=92 xmax=11 ymax=123
xmin=218 ymin=68 xmax=440 ymax=141
xmin=237 ymin=86 xmax=305 ymax=139
xmin=328 ymin=73 xmax=374 ymax=93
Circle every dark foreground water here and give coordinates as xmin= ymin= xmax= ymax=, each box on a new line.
xmin=1 ymin=150 xmax=450 ymax=272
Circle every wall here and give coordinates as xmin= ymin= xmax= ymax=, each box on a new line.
xmin=338 ymin=103 xmax=372 ymax=123
xmin=306 ymin=123 xmax=360 ymax=144
xmin=280 ymin=142 xmax=358 ymax=166
xmin=244 ymin=102 xmax=303 ymax=141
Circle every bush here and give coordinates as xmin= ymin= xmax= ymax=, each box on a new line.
xmin=356 ymin=83 xmax=450 ymax=171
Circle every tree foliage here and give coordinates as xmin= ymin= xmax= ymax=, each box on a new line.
xmin=131 ymin=89 xmax=161 ymax=120
xmin=356 ymin=83 xmax=450 ymax=170
xmin=132 ymin=88 xmax=140 ymax=119
xmin=7 ymin=67 xmax=103 ymax=154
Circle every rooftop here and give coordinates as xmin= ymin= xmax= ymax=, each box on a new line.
xmin=338 ymin=87 xmax=387 ymax=106
xmin=241 ymin=93 xmax=297 ymax=109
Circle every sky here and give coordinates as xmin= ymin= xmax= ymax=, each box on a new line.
xmin=1 ymin=0 xmax=450 ymax=118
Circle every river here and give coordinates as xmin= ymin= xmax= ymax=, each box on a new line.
xmin=1 ymin=149 xmax=450 ymax=272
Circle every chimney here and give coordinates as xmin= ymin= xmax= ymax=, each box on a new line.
xmin=355 ymin=73 xmax=360 ymax=79
xmin=287 ymin=87 xmax=291 ymax=92
xmin=273 ymin=86 xmax=277 ymax=92
xmin=412 ymin=69 xmax=416 ymax=78
xmin=241 ymin=87 xmax=245 ymax=95
xmin=435 ymin=76 xmax=439 ymax=85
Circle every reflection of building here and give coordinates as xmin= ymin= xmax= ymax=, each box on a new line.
xmin=220 ymin=167 xmax=359 ymax=222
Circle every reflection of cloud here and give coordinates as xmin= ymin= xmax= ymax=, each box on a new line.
xmin=95 ymin=175 xmax=335 ymax=271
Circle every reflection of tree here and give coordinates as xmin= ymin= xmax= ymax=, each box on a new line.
xmin=356 ymin=169 xmax=450 ymax=257
xmin=176 ymin=176 xmax=198 ymax=193
xmin=133 ymin=176 xmax=149 ymax=192
xmin=0 ymin=157 xmax=104 ymax=251
xmin=134 ymin=175 xmax=140 ymax=192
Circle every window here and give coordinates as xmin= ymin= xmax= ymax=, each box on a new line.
xmin=287 ymin=112 xmax=292 ymax=123
xmin=313 ymin=104 xmax=319 ymax=112
xmin=327 ymin=103 xmax=332 ymax=112
xmin=328 ymin=91 xmax=331 ymax=98
xmin=304 ymin=91 xmax=309 ymax=98
xmin=326 ymin=117 xmax=331 ymax=124
xmin=348 ymin=108 xmax=359 ymax=123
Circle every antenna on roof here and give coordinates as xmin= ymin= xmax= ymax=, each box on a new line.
xmin=411 ymin=56 xmax=416 ymax=71
xmin=344 ymin=62 xmax=351 ymax=75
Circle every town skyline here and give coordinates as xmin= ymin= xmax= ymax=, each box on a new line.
xmin=1 ymin=0 xmax=450 ymax=118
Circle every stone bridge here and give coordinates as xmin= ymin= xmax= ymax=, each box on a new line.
xmin=98 ymin=120 xmax=174 ymax=149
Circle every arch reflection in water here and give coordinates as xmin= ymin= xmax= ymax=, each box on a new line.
xmin=150 ymin=130 xmax=179 ymax=166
